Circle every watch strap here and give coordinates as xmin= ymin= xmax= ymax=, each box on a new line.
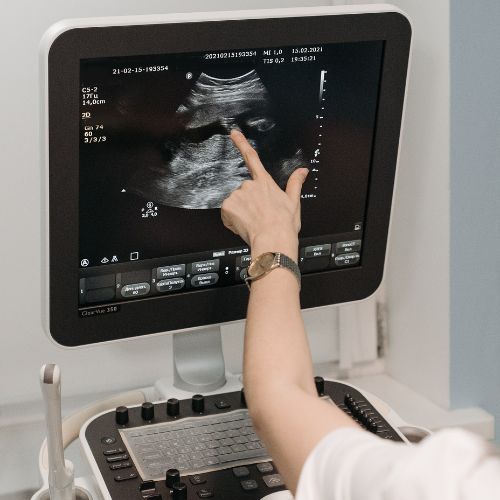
xmin=244 ymin=252 xmax=301 ymax=290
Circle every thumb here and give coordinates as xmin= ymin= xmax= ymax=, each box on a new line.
xmin=285 ymin=168 xmax=309 ymax=203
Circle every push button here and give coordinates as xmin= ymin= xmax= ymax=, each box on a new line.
xmin=109 ymin=461 xmax=131 ymax=470
xmin=256 ymin=462 xmax=274 ymax=473
xmin=103 ymin=448 xmax=125 ymax=456
xmin=191 ymin=273 xmax=219 ymax=288
xmin=336 ymin=240 xmax=362 ymax=254
xmin=197 ymin=489 xmax=214 ymax=498
xmin=190 ymin=474 xmax=207 ymax=485
xmin=140 ymin=480 xmax=156 ymax=492
xmin=157 ymin=278 xmax=185 ymax=293
xmin=263 ymin=474 xmax=285 ymax=488
xmin=107 ymin=453 xmax=129 ymax=463
xmin=215 ymin=400 xmax=231 ymax=409
xmin=190 ymin=259 xmax=220 ymax=274
xmin=233 ymin=466 xmax=250 ymax=478
xmin=121 ymin=282 xmax=150 ymax=298
xmin=114 ymin=472 xmax=137 ymax=481
xmin=240 ymin=479 xmax=259 ymax=491
xmin=334 ymin=253 xmax=360 ymax=267
xmin=157 ymin=264 xmax=185 ymax=279
xmin=304 ymin=244 xmax=331 ymax=258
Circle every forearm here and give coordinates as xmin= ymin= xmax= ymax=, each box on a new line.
xmin=244 ymin=268 xmax=316 ymax=400
xmin=243 ymin=258 xmax=359 ymax=492
xmin=244 ymin=233 xmax=316 ymax=399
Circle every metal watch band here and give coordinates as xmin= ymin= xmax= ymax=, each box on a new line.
xmin=244 ymin=252 xmax=301 ymax=290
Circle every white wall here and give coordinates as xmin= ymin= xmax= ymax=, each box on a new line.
xmin=351 ymin=0 xmax=451 ymax=406
xmin=0 ymin=0 xmax=336 ymax=409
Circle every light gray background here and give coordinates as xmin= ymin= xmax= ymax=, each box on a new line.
xmin=450 ymin=1 xmax=500 ymax=436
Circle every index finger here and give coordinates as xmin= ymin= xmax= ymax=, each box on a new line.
xmin=230 ymin=129 xmax=267 ymax=180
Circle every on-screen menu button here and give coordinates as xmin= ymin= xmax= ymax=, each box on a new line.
xmin=191 ymin=273 xmax=219 ymax=288
xmin=190 ymin=259 xmax=220 ymax=274
xmin=157 ymin=264 xmax=186 ymax=279
xmin=157 ymin=278 xmax=185 ymax=293
xmin=121 ymin=282 xmax=150 ymax=298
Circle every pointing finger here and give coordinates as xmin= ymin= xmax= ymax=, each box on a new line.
xmin=285 ymin=168 xmax=309 ymax=204
xmin=230 ymin=129 xmax=267 ymax=180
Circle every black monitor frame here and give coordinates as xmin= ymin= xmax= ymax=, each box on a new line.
xmin=42 ymin=8 xmax=411 ymax=347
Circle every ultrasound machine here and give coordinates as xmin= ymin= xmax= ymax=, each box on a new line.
xmin=34 ymin=5 xmax=413 ymax=500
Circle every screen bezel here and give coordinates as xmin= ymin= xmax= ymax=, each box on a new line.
xmin=46 ymin=12 xmax=411 ymax=347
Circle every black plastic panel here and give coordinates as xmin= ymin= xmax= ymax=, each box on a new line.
xmin=46 ymin=12 xmax=411 ymax=346
xmin=84 ymin=381 xmax=404 ymax=499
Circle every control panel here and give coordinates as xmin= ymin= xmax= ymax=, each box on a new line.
xmin=79 ymin=236 xmax=362 ymax=307
xmin=81 ymin=379 xmax=403 ymax=499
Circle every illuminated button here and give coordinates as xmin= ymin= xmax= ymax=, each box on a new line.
xmin=121 ymin=282 xmax=150 ymax=298
xmin=157 ymin=278 xmax=185 ymax=293
xmin=334 ymin=253 xmax=360 ymax=267
xmin=304 ymin=244 xmax=331 ymax=258
xmin=335 ymin=240 xmax=362 ymax=254
xmin=191 ymin=273 xmax=219 ymax=288
xmin=190 ymin=259 xmax=219 ymax=275
xmin=157 ymin=264 xmax=185 ymax=279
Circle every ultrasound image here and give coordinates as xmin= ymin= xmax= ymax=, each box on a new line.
xmin=128 ymin=70 xmax=304 ymax=209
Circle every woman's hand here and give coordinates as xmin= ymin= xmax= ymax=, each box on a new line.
xmin=221 ymin=129 xmax=309 ymax=260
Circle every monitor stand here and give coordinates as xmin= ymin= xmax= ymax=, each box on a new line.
xmin=154 ymin=326 xmax=242 ymax=399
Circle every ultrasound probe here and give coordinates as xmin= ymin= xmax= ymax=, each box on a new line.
xmin=40 ymin=364 xmax=76 ymax=500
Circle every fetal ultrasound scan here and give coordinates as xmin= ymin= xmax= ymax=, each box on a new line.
xmin=127 ymin=70 xmax=304 ymax=209
xmin=79 ymin=42 xmax=384 ymax=264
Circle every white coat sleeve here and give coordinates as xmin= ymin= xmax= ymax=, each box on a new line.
xmin=295 ymin=427 xmax=500 ymax=500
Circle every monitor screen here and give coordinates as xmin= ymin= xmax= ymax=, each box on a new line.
xmin=78 ymin=41 xmax=383 ymax=305
xmin=44 ymin=9 xmax=411 ymax=345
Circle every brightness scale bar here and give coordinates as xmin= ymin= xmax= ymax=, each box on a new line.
xmin=319 ymin=69 xmax=327 ymax=103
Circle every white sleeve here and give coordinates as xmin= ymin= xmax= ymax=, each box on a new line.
xmin=295 ymin=427 xmax=500 ymax=500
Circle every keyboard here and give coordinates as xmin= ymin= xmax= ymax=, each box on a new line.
xmin=120 ymin=408 xmax=269 ymax=481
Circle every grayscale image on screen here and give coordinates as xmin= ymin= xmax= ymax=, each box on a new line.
xmin=79 ymin=42 xmax=383 ymax=266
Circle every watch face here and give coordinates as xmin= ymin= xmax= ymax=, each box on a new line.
xmin=248 ymin=252 xmax=276 ymax=278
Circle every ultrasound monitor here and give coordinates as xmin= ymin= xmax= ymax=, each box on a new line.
xmin=41 ymin=6 xmax=411 ymax=392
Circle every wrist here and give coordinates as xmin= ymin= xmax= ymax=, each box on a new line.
xmin=250 ymin=232 xmax=299 ymax=262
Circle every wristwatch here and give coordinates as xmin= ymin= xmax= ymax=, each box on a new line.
xmin=243 ymin=252 xmax=301 ymax=290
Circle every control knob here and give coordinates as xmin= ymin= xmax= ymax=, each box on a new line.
xmin=166 ymin=468 xmax=180 ymax=488
xmin=192 ymin=394 xmax=205 ymax=413
xmin=141 ymin=402 xmax=154 ymax=421
xmin=172 ymin=482 xmax=187 ymax=500
xmin=115 ymin=406 xmax=129 ymax=425
xmin=167 ymin=398 xmax=180 ymax=417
